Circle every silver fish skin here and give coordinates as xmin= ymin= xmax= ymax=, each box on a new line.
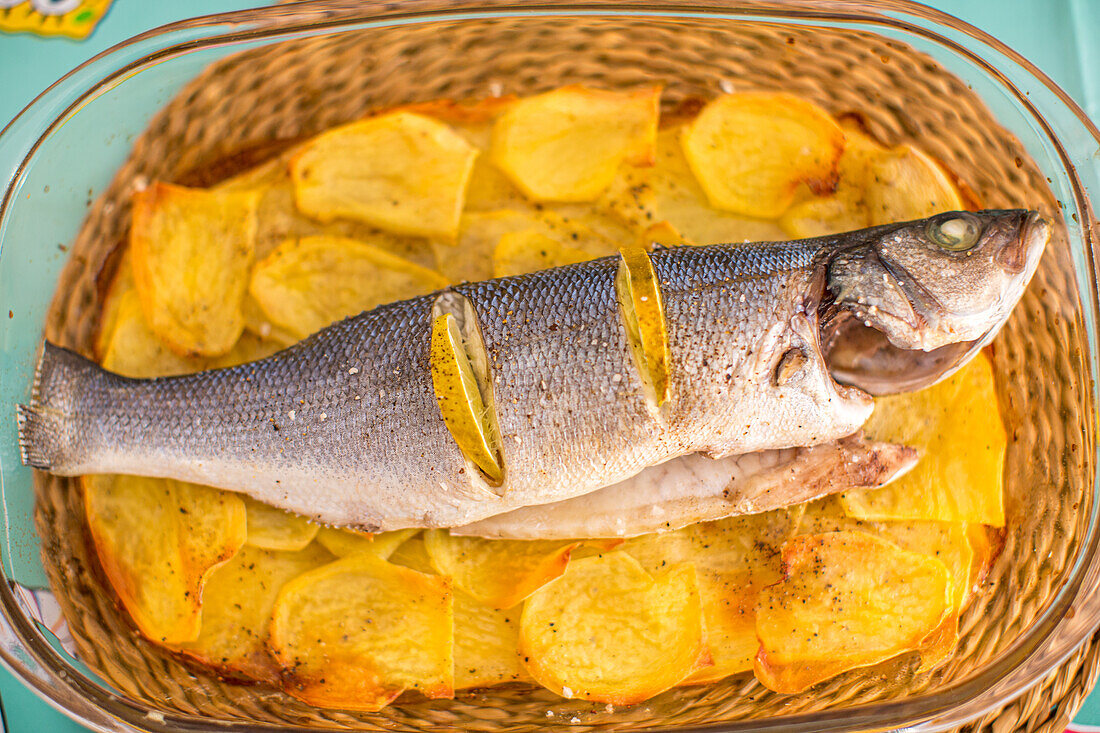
xmin=453 ymin=435 xmax=918 ymax=539
xmin=16 ymin=210 xmax=1047 ymax=531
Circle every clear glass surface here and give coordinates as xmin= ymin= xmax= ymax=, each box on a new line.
xmin=0 ymin=1 xmax=1097 ymax=730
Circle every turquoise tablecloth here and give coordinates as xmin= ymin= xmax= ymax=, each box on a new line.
xmin=1 ymin=1 xmax=1099 ymax=730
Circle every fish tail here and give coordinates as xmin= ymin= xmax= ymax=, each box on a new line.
xmin=16 ymin=342 xmax=103 ymax=472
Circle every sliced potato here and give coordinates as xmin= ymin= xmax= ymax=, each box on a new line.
xmin=130 ymin=182 xmax=260 ymax=356
xmin=102 ymin=290 xmax=203 ymax=378
xmin=492 ymin=230 xmax=593 ymax=278
xmin=433 ymin=210 xmax=614 ymax=284
xmin=270 ymin=552 xmax=454 ymax=711
xmin=755 ymin=531 xmax=953 ymax=693
xmin=841 ymin=353 xmax=1005 ymax=525
xmin=455 ymin=590 xmax=531 ymax=689
xmin=799 ymin=497 xmax=972 ymax=613
xmin=95 ymin=255 xmax=136 ymax=361
xmin=617 ymin=245 xmax=670 ymax=406
xmin=290 ymin=111 xmax=478 ymax=240
xmin=624 ymin=510 xmax=798 ymax=682
xmin=243 ymin=497 xmax=319 ymax=552
xmin=430 ymin=313 xmax=503 ymax=484
xmin=779 ymin=126 xmax=887 ymax=238
xmin=388 ymin=535 xmax=437 ymax=575
xmin=174 ymin=542 xmax=334 ymax=682
xmin=84 ymin=475 xmax=246 ymax=644
xmin=681 ymin=93 xmax=844 ymax=218
xmin=250 ymin=235 xmax=447 ymax=341
xmin=866 ymin=144 xmax=963 ymax=225
xmin=424 ymin=530 xmax=580 ymax=610
xmin=650 ymin=127 xmax=787 ymax=244
xmin=637 ymin=221 xmax=690 ymax=249
xmin=491 ymin=86 xmax=661 ymax=202
xmin=520 ymin=552 xmax=707 ymax=703
xmin=316 ymin=528 xmax=418 ymax=560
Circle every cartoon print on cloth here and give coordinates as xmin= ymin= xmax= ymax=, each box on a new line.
xmin=0 ymin=0 xmax=113 ymax=39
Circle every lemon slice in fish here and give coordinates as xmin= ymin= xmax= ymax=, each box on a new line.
xmin=430 ymin=313 xmax=503 ymax=484
xmin=617 ymin=245 xmax=671 ymax=407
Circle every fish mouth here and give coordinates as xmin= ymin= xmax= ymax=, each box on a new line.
xmin=818 ymin=210 xmax=1048 ymax=396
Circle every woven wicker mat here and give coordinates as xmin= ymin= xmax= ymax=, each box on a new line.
xmin=30 ymin=7 xmax=1097 ymax=732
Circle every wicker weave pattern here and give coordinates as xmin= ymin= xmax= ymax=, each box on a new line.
xmin=30 ymin=14 xmax=1094 ymax=731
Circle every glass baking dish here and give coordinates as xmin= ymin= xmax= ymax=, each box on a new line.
xmin=0 ymin=0 xmax=1097 ymax=730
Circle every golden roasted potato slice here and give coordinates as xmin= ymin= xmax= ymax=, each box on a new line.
xmin=624 ymin=510 xmax=799 ymax=682
xmin=779 ymin=126 xmax=887 ymax=239
xmin=492 ymin=230 xmax=593 ymax=278
xmin=455 ymin=590 xmax=530 ymax=689
xmin=130 ymin=182 xmax=260 ymax=356
xmin=433 ymin=210 xmax=614 ymax=284
xmin=174 ymin=542 xmax=334 ymax=682
xmin=388 ymin=535 xmax=437 ymax=574
xmin=250 ymin=235 xmax=447 ymax=341
xmin=649 ymin=127 xmax=787 ymax=245
xmin=424 ymin=531 xmax=584 ymax=609
xmin=755 ymin=531 xmax=953 ymax=693
xmin=316 ymin=528 xmax=418 ymax=559
xmin=841 ymin=353 xmax=1005 ymax=525
xmin=681 ymin=92 xmax=844 ymax=218
xmin=84 ymin=475 xmax=246 ymax=644
xmin=490 ymin=86 xmax=660 ymax=202
xmin=866 ymin=144 xmax=963 ymax=225
xmin=290 ymin=111 xmax=478 ymax=240
xmin=520 ymin=551 xmax=708 ymax=703
xmin=270 ymin=552 xmax=454 ymax=711
xmin=243 ymin=498 xmax=319 ymax=552
xmin=95 ymin=255 xmax=136 ymax=361
xmin=102 ymin=290 xmax=203 ymax=378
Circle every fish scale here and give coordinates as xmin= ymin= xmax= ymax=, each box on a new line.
xmin=16 ymin=211 xmax=1047 ymax=532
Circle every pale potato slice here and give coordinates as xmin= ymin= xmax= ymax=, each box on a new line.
xmin=130 ymin=182 xmax=259 ymax=356
xmin=520 ymin=551 xmax=707 ymax=703
xmin=492 ymin=230 xmax=594 ymax=278
xmin=799 ymin=497 xmax=973 ymax=613
xmin=779 ymin=126 xmax=887 ymax=238
xmin=866 ymin=144 xmax=963 ymax=224
xmin=102 ymin=290 xmax=203 ymax=378
xmin=316 ymin=528 xmax=418 ymax=559
xmin=270 ymin=552 xmax=454 ymax=711
xmin=490 ymin=86 xmax=661 ymax=202
xmin=755 ymin=531 xmax=953 ymax=693
xmin=290 ymin=111 xmax=478 ymax=239
xmin=650 ymin=127 xmax=787 ymax=244
xmin=433 ymin=210 xmax=615 ymax=284
xmin=102 ymin=290 xmax=284 ymax=377
xmin=624 ymin=510 xmax=799 ymax=682
xmin=95 ymin=254 xmax=135 ymax=361
xmin=423 ymin=531 xmax=580 ymax=610
xmin=454 ymin=590 xmax=531 ymax=689
xmin=388 ymin=535 xmax=437 ymax=574
xmin=638 ymin=221 xmax=690 ymax=249
xmin=173 ymin=542 xmax=334 ymax=682
xmin=841 ymin=353 xmax=1005 ymax=525
xmin=250 ymin=235 xmax=447 ymax=341
xmin=617 ymin=245 xmax=670 ymax=406
xmin=681 ymin=93 xmax=844 ymax=218
xmin=243 ymin=497 xmax=319 ymax=552
xmin=84 ymin=475 xmax=246 ymax=644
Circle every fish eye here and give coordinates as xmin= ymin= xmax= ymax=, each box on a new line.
xmin=927 ymin=213 xmax=981 ymax=251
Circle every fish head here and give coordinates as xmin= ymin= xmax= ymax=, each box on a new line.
xmin=822 ymin=209 xmax=1049 ymax=394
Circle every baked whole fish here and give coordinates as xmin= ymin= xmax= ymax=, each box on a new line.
xmin=17 ymin=210 xmax=1048 ymax=532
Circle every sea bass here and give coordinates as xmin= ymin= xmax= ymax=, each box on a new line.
xmin=17 ymin=210 xmax=1048 ymax=531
